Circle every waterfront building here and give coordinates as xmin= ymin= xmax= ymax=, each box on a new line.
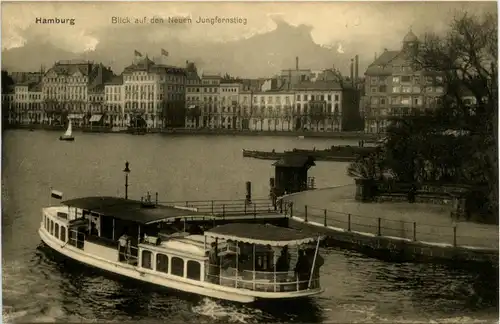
xmin=122 ymin=56 xmax=187 ymax=129
xmin=200 ymin=74 xmax=221 ymax=128
xmin=363 ymin=30 xmax=444 ymax=133
xmin=248 ymin=90 xmax=295 ymax=131
xmin=103 ymin=75 xmax=124 ymax=127
xmin=292 ymin=81 xmax=343 ymax=132
xmin=185 ymin=62 xmax=202 ymax=128
xmin=219 ymin=81 xmax=241 ymax=129
xmin=41 ymin=60 xmax=114 ymax=126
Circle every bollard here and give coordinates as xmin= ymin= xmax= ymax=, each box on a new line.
xmin=377 ymin=218 xmax=381 ymax=236
xmin=413 ymin=222 xmax=417 ymax=241
xmin=347 ymin=214 xmax=351 ymax=231
xmin=453 ymin=226 xmax=457 ymax=247
xmin=324 ymin=209 xmax=327 ymax=227
xmin=305 ymin=205 xmax=308 ymax=222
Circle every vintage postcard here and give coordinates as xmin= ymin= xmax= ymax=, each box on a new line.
xmin=1 ymin=1 xmax=498 ymax=323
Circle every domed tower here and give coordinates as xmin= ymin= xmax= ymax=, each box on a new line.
xmin=402 ymin=28 xmax=419 ymax=53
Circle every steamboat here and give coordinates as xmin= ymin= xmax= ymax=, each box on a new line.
xmin=39 ymin=190 xmax=325 ymax=303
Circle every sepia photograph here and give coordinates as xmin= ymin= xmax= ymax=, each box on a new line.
xmin=1 ymin=1 xmax=498 ymax=323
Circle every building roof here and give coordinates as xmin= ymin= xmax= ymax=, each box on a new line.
xmin=364 ymin=50 xmax=401 ymax=75
xmin=403 ymin=30 xmax=418 ymax=43
xmin=47 ymin=61 xmax=94 ymax=77
xmin=292 ymin=80 xmax=342 ymax=91
xmin=273 ymin=155 xmax=316 ymax=168
xmin=28 ymin=82 xmax=42 ymax=92
xmin=205 ymin=223 xmax=321 ymax=246
xmin=62 ymin=196 xmax=205 ymax=225
xmin=123 ymin=57 xmax=186 ymax=75
xmin=105 ymin=75 xmax=124 ymax=85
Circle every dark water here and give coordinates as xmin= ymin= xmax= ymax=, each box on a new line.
xmin=2 ymin=130 xmax=498 ymax=323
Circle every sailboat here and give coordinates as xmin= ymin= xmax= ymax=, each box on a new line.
xmin=59 ymin=119 xmax=75 ymax=141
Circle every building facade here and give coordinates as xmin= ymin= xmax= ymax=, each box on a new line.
xmin=200 ymin=74 xmax=221 ymax=128
xmin=363 ymin=30 xmax=444 ymax=133
xmin=292 ymin=81 xmax=343 ymax=132
xmin=122 ymin=57 xmax=186 ymax=129
xmin=248 ymin=91 xmax=295 ymax=131
xmin=2 ymin=56 xmax=363 ymax=133
xmin=219 ymin=82 xmax=240 ymax=129
xmin=185 ymin=62 xmax=202 ymax=128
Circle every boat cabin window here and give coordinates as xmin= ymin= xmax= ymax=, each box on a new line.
xmin=171 ymin=257 xmax=184 ymax=277
xmin=60 ymin=226 xmax=66 ymax=242
xmin=141 ymin=250 xmax=153 ymax=269
xmin=186 ymin=260 xmax=201 ymax=281
xmin=50 ymin=220 xmax=54 ymax=235
xmin=54 ymin=223 xmax=59 ymax=239
xmin=156 ymin=254 xmax=169 ymax=273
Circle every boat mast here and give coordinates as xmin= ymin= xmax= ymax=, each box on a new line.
xmin=307 ymin=236 xmax=321 ymax=289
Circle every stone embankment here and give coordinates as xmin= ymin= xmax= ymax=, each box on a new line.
xmin=281 ymin=186 xmax=498 ymax=265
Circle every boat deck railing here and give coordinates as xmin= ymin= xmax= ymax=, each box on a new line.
xmin=159 ymin=198 xmax=286 ymax=218
xmin=206 ymin=264 xmax=320 ymax=292
xmin=118 ymin=243 xmax=139 ymax=265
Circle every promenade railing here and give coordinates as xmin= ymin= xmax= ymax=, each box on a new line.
xmin=283 ymin=202 xmax=498 ymax=250
xmin=157 ymin=198 xmax=283 ymax=219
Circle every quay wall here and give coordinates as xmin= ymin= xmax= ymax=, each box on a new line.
xmin=4 ymin=124 xmax=377 ymax=140
xmin=288 ymin=217 xmax=498 ymax=266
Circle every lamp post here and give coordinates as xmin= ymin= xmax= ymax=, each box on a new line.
xmin=123 ymin=161 xmax=130 ymax=199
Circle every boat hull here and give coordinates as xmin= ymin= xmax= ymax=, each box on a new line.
xmin=38 ymin=227 xmax=257 ymax=303
xmin=39 ymin=225 xmax=323 ymax=304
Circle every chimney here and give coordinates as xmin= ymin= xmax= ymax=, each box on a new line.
xmin=296 ymin=56 xmax=299 ymax=71
xmin=354 ymin=55 xmax=359 ymax=83
xmin=350 ymin=58 xmax=354 ymax=86
xmin=288 ymin=69 xmax=292 ymax=90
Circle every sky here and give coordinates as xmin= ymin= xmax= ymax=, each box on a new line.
xmin=2 ymin=1 xmax=496 ymax=54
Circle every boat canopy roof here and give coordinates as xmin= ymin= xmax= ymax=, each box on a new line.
xmin=205 ymin=223 xmax=321 ymax=246
xmin=62 ymin=196 xmax=204 ymax=225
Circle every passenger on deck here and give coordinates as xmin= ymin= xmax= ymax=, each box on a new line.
xmin=305 ymin=248 xmax=324 ymax=289
xmin=275 ymin=246 xmax=291 ymax=272
xmin=294 ymin=249 xmax=310 ymax=290
xmin=208 ymin=242 xmax=220 ymax=284
xmin=118 ymin=231 xmax=130 ymax=262
xmin=90 ymin=221 xmax=99 ymax=236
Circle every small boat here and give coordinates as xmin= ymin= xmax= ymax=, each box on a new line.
xmin=39 ymin=193 xmax=325 ymax=303
xmin=59 ymin=119 xmax=74 ymax=141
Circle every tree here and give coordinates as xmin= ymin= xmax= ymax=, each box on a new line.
xmin=411 ymin=11 xmax=497 ymax=216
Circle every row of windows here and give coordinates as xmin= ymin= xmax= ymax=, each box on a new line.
xmin=369 ymin=96 xmax=442 ymax=107
xmin=43 ymin=215 xmax=67 ymax=242
xmin=44 ymin=77 xmax=87 ymax=83
xmin=370 ymin=86 xmax=443 ymax=94
xmin=296 ymin=94 xmax=340 ymax=102
xmin=141 ymin=251 xmax=201 ymax=281
xmin=124 ymin=74 xmax=185 ymax=84
xmin=371 ymin=75 xmax=443 ymax=85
